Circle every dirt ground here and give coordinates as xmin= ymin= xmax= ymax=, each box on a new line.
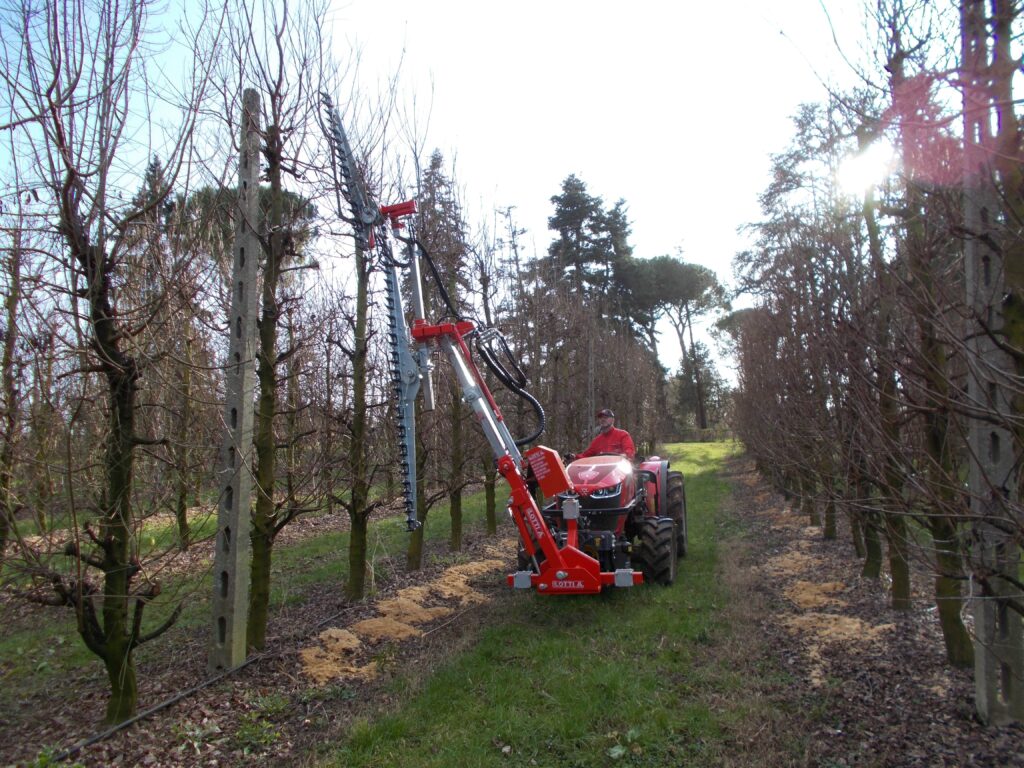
xmin=719 ymin=461 xmax=1024 ymax=767
xmin=2 ymin=458 xmax=1023 ymax=767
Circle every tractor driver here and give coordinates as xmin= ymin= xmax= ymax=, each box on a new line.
xmin=569 ymin=408 xmax=636 ymax=461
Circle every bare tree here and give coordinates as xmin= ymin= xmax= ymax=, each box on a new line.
xmin=0 ymin=0 xmax=225 ymax=723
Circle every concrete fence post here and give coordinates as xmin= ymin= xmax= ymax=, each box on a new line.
xmin=209 ymin=88 xmax=261 ymax=672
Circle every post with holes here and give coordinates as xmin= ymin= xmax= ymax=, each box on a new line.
xmin=209 ymin=88 xmax=261 ymax=672
xmin=961 ymin=0 xmax=1023 ymax=725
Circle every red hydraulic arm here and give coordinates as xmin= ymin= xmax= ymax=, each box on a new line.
xmin=410 ymin=317 xmax=641 ymax=594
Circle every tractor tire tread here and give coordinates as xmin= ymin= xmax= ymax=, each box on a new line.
xmin=667 ymin=470 xmax=688 ymax=558
xmin=636 ymin=517 xmax=677 ymax=586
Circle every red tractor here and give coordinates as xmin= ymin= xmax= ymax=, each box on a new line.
xmin=322 ymin=93 xmax=687 ymax=595
xmin=518 ymin=454 xmax=688 ymax=587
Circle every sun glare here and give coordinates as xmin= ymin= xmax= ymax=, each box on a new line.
xmin=836 ymin=140 xmax=896 ymax=195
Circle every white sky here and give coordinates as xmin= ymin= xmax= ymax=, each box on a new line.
xmin=330 ymin=0 xmax=869 ymax=373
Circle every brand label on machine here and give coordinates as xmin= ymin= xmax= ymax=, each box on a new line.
xmin=553 ymin=579 xmax=584 ymax=590
xmin=524 ymin=506 xmax=546 ymax=540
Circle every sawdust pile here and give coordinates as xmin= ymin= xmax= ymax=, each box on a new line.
xmin=301 ymin=649 xmax=378 ymax=685
xmin=300 ymin=628 xmax=377 ymax=685
xmin=395 ymin=585 xmax=432 ymax=604
xmin=320 ymin=628 xmax=360 ymax=654
xmin=763 ymin=551 xmax=821 ymax=577
xmin=783 ymin=613 xmax=894 ymax=643
xmin=480 ymin=538 xmax=517 ymax=560
xmin=769 ymin=510 xmax=807 ymax=529
xmin=431 ymin=559 xmax=505 ymax=603
xmin=782 ymin=612 xmax=895 ymax=687
xmin=351 ymin=616 xmax=422 ymax=641
xmin=377 ymin=597 xmax=453 ymax=624
xmin=299 ymin=546 xmax=512 ymax=685
xmin=764 ymin=505 xmax=897 ymax=687
xmin=784 ymin=580 xmax=848 ymax=609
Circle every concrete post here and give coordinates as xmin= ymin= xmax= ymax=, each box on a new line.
xmin=961 ymin=0 xmax=1023 ymax=725
xmin=209 ymin=88 xmax=261 ymax=672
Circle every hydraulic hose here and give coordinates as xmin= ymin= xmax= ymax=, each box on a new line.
xmin=476 ymin=329 xmax=546 ymax=447
xmin=408 ymin=235 xmax=546 ymax=446
xmin=410 ymin=236 xmax=460 ymax=320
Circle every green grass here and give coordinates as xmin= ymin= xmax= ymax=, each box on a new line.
xmin=145 ymin=509 xmax=220 ymax=553
xmin=3 ymin=440 xmax=785 ymax=768
xmin=316 ymin=441 xmax=757 ymax=768
xmin=0 ymin=476 xmax=502 ymax=696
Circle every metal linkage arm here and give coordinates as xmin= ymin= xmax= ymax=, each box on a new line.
xmin=411 ymin=319 xmax=607 ymax=593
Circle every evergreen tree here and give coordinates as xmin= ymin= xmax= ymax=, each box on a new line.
xmin=540 ymin=175 xmax=633 ymax=322
xmin=672 ymin=341 xmax=728 ymax=433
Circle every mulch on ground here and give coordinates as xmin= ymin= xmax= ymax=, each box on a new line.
xmin=3 ymin=457 xmax=1022 ymax=767
xmin=721 ymin=458 xmax=1024 ymax=768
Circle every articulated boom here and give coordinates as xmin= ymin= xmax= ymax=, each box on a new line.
xmin=321 ymin=91 xmax=644 ymax=594
xmin=408 ymin=317 xmax=641 ymax=594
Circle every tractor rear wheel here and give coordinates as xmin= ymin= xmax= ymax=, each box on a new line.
xmin=634 ymin=517 xmax=677 ymax=586
xmin=667 ymin=470 xmax=688 ymax=558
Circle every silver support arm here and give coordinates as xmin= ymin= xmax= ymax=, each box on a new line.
xmin=440 ymin=336 xmax=522 ymax=466
xmin=406 ymin=236 xmax=435 ymax=412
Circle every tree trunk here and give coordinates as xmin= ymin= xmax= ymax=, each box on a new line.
xmin=890 ymin=35 xmax=974 ymax=663
xmin=861 ymin=167 xmax=911 ymax=610
xmin=247 ymin=515 xmax=272 ymax=650
xmin=101 ymin=638 xmax=137 ymax=725
xmin=483 ymin=457 xmax=497 ymax=536
xmin=346 ymin=243 xmax=372 ymax=600
xmin=247 ymin=123 xmax=286 ymax=649
xmin=407 ymin=512 xmax=426 ymax=570
xmin=800 ymin=475 xmax=819 ymax=526
xmin=69 ymin=239 xmax=144 ymax=725
xmin=449 ymin=490 xmax=463 ymax=551
xmin=933 ymin=522 xmax=974 ymax=668
xmin=348 ymin=512 xmax=369 ymax=598
xmin=823 ymin=491 xmax=836 ymax=541
xmin=684 ymin=301 xmax=708 ymax=430
xmin=174 ymin=338 xmax=192 ymax=551
xmin=247 ymin=255 xmax=281 ymax=649
xmin=407 ymin=409 xmax=428 ymax=571
xmin=0 ymin=226 xmax=21 ymax=553
xmin=849 ymin=509 xmax=866 ymax=559
xmin=884 ymin=512 xmax=912 ymax=610
xmin=862 ymin=512 xmax=883 ymax=579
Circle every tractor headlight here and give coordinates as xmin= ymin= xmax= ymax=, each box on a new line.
xmin=590 ymin=482 xmax=621 ymax=499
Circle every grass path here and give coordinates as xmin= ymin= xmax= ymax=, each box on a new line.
xmin=312 ymin=441 xmax=797 ymax=767
xmin=5 ymin=441 xmax=820 ymax=767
